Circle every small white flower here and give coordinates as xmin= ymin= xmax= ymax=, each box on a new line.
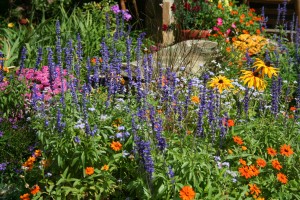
xmin=88 ymin=107 xmax=96 ymax=112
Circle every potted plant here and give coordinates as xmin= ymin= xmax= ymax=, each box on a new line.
xmin=170 ymin=0 xmax=219 ymax=40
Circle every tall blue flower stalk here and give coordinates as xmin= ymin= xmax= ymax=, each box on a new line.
xmin=0 ymin=52 xmax=4 ymax=82
xmin=296 ymin=74 xmax=300 ymax=119
xmin=100 ymin=41 xmax=110 ymax=74
xmin=154 ymin=117 xmax=166 ymax=152
xmin=47 ymin=48 xmax=55 ymax=91
xmin=34 ymin=47 xmax=43 ymax=70
xmin=271 ymin=77 xmax=279 ymax=116
xmin=19 ymin=46 xmax=27 ymax=74
xmin=55 ymin=20 xmax=62 ymax=68
xmin=82 ymin=84 xmax=91 ymax=135
xmin=207 ymin=89 xmax=216 ymax=140
xmin=243 ymin=88 xmax=250 ymax=118
xmin=196 ymin=74 xmax=209 ymax=137
xmin=65 ymin=40 xmax=73 ymax=77
xmin=134 ymin=136 xmax=155 ymax=179
xmin=125 ymin=37 xmax=133 ymax=87
xmin=93 ymin=57 xmax=100 ymax=89
xmin=86 ymin=57 xmax=92 ymax=91
xmin=75 ymin=33 xmax=83 ymax=78
xmin=56 ymin=108 xmax=65 ymax=133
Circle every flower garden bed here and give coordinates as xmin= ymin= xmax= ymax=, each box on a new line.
xmin=0 ymin=1 xmax=300 ymax=199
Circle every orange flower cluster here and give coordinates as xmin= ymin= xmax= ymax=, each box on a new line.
xmin=256 ymin=158 xmax=267 ymax=168
xmin=101 ymin=164 xmax=109 ymax=171
xmin=22 ymin=156 xmax=36 ymax=171
xmin=249 ymin=183 xmax=261 ymax=196
xmin=233 ymin=136 xmax=243 ymax=145
xmin=239 ymin=165 xmax=260 ymax=179
xmin=179 ymin=186 xmax=196 ymax=200
xmin=20 ymin=193 xmax=30 ymax=200
xmin=30 ymin=185 xmax=40 ymax=195
xmin=85 ymin=167 xmax=95 ymax=175
xmin=232 ymin=34 xmax=268 ymax=55
xmin=110 ymin=141 xmax=122 ymax=151
xmin=267 ymin=144 xmax=294 ymax=157
xmin=191 ymin=96 xmax=200 ymax=104
xmin=22 ymin=149 xmax=43 ymax=171
xmin=280 ymin=144 xmax=294 ymax=157
xmin=271 ymin=160 xmax=282 ymax=171
xmin=277 ymin=173 xmax=288 ymax=184
xmin=267 ymin=147 xmax=277 ymax=156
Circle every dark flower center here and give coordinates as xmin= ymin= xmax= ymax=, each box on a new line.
xmin=218 ymin=79 xmax=224 ymax=83
xmin=265 ymin=61 xmax=271 ymax=67
xmin=253 ymin=71 xmax=260 ymax=77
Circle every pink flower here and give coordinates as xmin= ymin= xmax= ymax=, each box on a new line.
xmin=226 ymin=29 xmax=231 ymax=35
xmin=213 ymin=26 xmax=220 ymax=31
xmin=231 ymin=23 xmax=236 ymax=28
xmin=217 ymin=18 xmax=223 ymax=26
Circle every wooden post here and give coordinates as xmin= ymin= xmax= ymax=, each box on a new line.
xmin=120 ymin=0 xmax=126 ymax=10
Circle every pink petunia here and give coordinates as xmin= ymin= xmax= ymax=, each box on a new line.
xmin=217 ymin=18 xmax=223 ymax=26
xmin=213 ymin=26 xmax=220 ymax=31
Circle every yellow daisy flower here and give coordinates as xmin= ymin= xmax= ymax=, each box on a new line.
xmin=7 ymin=23 xmax=14 ymax=28
xmin=253 ymin=58 xmax=279 ymax=78
xmin=209 ymin=75 xmax=234 ymax=93
xmin=240 ymin=70 xmax=266 ymax=91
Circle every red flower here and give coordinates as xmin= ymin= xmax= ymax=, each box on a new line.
xmin=192 ymin=5 xmax=201 ymax=12
xmin=171 ymin=3 xmax=176 ymax=12
xmin=184 ymin=2 xmax=191 ymax=11
xmin=162 ymin=24 xmax=169 ymax=31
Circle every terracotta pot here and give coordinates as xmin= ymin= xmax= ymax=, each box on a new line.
xmin=181 ymin=30 xmax=210 ymax=40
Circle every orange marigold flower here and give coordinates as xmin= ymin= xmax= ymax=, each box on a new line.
xmin=256 ymin=158 xmax=266 ymax=167
xmin=242 ymin=30 xmax=249 ymax=34
xmin=272 ymin=160 xmax=282 ymax=171
xmin=186 ymin=130 xmax=192 ymax=135
xmin=280 ymin=144 xmax=294 ymax=157
xmin=233 ymin=136 xmax=243 ymax=145
xmin=290 ymin=106 xmax=296 ymax=111
xmin=277 ymin=173 xmax=288 ymax=184
xmin=239 ymin=166 xmax=252 ymax=179
xmin=249 ymin=183 xmax=261 ymax=196
xmin=267 ymin=147 xmax=277 ymax=156
xmin=101 ymin=164 xmax=109 ymax=171
xmin=85 ymin=167 xmax=95 ymax=175
xmin=239 ymin=158 xmax=247 ymax=165
xmin=34 ymin=150 xmax=42 ymax=157
xmin=30 ymin=185 xmax=40 ymax=195
xmin=256 ymin=29 xmax=261 ymax=35
xmin=179 ymin=186 xmax=196 ymax=200
xmin=227 ymin=119 xmax=235 ymax=127
xmin=110 ymin=141 xmax=122 ymax=151
xmin=249 ymin=165 xmax=260 ymax=176
xmin=20 ymin=193 xmax=30 ymax=200
xmin=241 ymin=146 xmax=247 ymax=151
xmin=217 ymin=3 xmax=223 ymax=10
xmin=191 ymin=96 xmax=200 ymax=104
xmin=226 ymin=47 xmax=231 ymax=52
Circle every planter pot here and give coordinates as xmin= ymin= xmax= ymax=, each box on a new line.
xmin=181 ymin=30 xmax=211 ymax=40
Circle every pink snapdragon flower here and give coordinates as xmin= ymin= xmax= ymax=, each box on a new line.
xmin=213 ymin=26 xmax=220 ymax=31
xmin=217 ymin=18 xmax=223 ymax=26
xmin=231 ymin=23 xmax=236 ymax=29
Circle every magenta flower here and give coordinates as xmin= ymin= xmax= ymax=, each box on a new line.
xmin=111 ymin=4 xmax=121 ymax=14
xmin=226 ymin=29 xmax=231 ymax=35
xmin=217 ymin=18 xmax=223 ymax=26
xmin=231 ymin=23 xmax=236 ymax=28
xmin=213 ymin=26 xmax=220 ymax=31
